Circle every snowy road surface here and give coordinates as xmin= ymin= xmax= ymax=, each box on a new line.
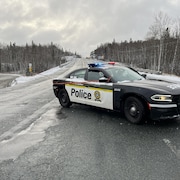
xmin=0 ymin=58 xmax=86 ymax=138
xmin=0 ymin=58 xmax=180 ymax=180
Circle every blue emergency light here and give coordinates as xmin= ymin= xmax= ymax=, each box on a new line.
xmin=88 ymin=62 xmax=104 ymax=67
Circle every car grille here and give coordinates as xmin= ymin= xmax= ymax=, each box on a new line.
xmin=173 ymin=95 xmax=180 ymax=112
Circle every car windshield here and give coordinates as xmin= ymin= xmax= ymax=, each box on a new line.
xmin=106 ymin=66 xmax=144 ymax=82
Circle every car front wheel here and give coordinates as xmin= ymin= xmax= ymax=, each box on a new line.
xmin=124 ymin=96 xmax=145 ymax=124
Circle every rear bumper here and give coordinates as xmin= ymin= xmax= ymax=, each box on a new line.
xmin=149 ymin=103 xmax=180 ymax=120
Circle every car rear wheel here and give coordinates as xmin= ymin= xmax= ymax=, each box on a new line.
xmin=58 ymin=89 xmax=71 ymax=108
xmin=124 ymin=96 xmax=145 ymax=124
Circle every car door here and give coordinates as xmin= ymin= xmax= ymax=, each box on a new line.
xmin=83 ymin=69 xmax=114 ymax=110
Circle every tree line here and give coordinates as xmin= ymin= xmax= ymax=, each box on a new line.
xmin=91 ymin=12 xmax=180 ymax=76
xmin=0 ymin=42 xmax=78 ymax=74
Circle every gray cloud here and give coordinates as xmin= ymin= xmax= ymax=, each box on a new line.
xmin=0 ymin=0 xmax=180 ymax=56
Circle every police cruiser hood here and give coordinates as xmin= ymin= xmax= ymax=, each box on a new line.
xmin=117 ymin=79 xmax=180 ymax=95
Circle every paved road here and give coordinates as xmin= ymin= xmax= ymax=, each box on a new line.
xmin=0 ymin=59 xmax=180 ymax=180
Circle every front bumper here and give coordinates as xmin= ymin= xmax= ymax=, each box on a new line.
xmin=149 ymin=103 xmax=180 ymax=120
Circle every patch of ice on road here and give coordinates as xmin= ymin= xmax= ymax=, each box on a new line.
xmin=0 ymin=109 xmax=59 ymax=162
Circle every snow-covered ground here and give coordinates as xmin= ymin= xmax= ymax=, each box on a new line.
xmin=11 ymin=59 xmax=180 ymax=86
xmin=146 ymin=73 xmax=180 ymax=84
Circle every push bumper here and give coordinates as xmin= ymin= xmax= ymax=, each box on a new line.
xmin=149 ymin=103 xmax=180 ymax=120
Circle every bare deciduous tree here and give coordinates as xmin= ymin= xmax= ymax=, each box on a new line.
xmin=171 ymin=18 xmax=180 ymax=74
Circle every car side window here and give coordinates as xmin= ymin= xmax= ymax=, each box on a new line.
xmin=87 ymin=70 xmax=105 ymax=81
xmin=69 ymin=69 xmax=86 ymax=79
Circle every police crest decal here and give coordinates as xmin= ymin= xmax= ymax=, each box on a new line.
xmin=94 ymin=91 xmax=101 ymax=102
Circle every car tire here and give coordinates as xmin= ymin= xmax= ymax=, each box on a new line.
xmin=124 ymin=96 xmax=145 ymax=124
xmin=58 ymin=89 xmax=72 ymax=108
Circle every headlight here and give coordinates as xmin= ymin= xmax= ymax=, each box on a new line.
xmin=151 ymin=94 xmax=172 ymax=102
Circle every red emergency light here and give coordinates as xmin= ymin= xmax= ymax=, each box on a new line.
xmin=108 ymin=62 xmax=116 ymax=65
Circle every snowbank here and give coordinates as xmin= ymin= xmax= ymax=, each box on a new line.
xmin=11 ymin=66 xmax=61 ymax=86
xmin=146 ymin=73 xmax=180 ymax=84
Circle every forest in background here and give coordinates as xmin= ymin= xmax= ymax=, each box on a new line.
xmin=0 ymin=41 xmax=78 ymax=74
xmin=92 ymin=12 xmax=180 ymax=76
xmin=92 ymin=37 xmax=180 ymax=76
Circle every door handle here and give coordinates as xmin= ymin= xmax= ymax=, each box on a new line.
xmin=84 ymin=84 xmax=89 ymax=87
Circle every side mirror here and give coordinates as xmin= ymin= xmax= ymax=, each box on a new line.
xmin=99 ymin=77 xmax=108 ymax=82
xmin=141 ymin=74 xmax=147 ymax=79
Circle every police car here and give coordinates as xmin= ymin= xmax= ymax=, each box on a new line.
xmin=53 ymin=62 xmax=180 ymax=124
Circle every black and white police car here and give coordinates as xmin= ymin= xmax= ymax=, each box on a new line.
xmin=53 ymin=62 xmax=180 ymax=124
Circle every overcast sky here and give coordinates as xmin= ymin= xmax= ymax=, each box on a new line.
xmin=0 ymin=0 xmax=180 ymax=57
